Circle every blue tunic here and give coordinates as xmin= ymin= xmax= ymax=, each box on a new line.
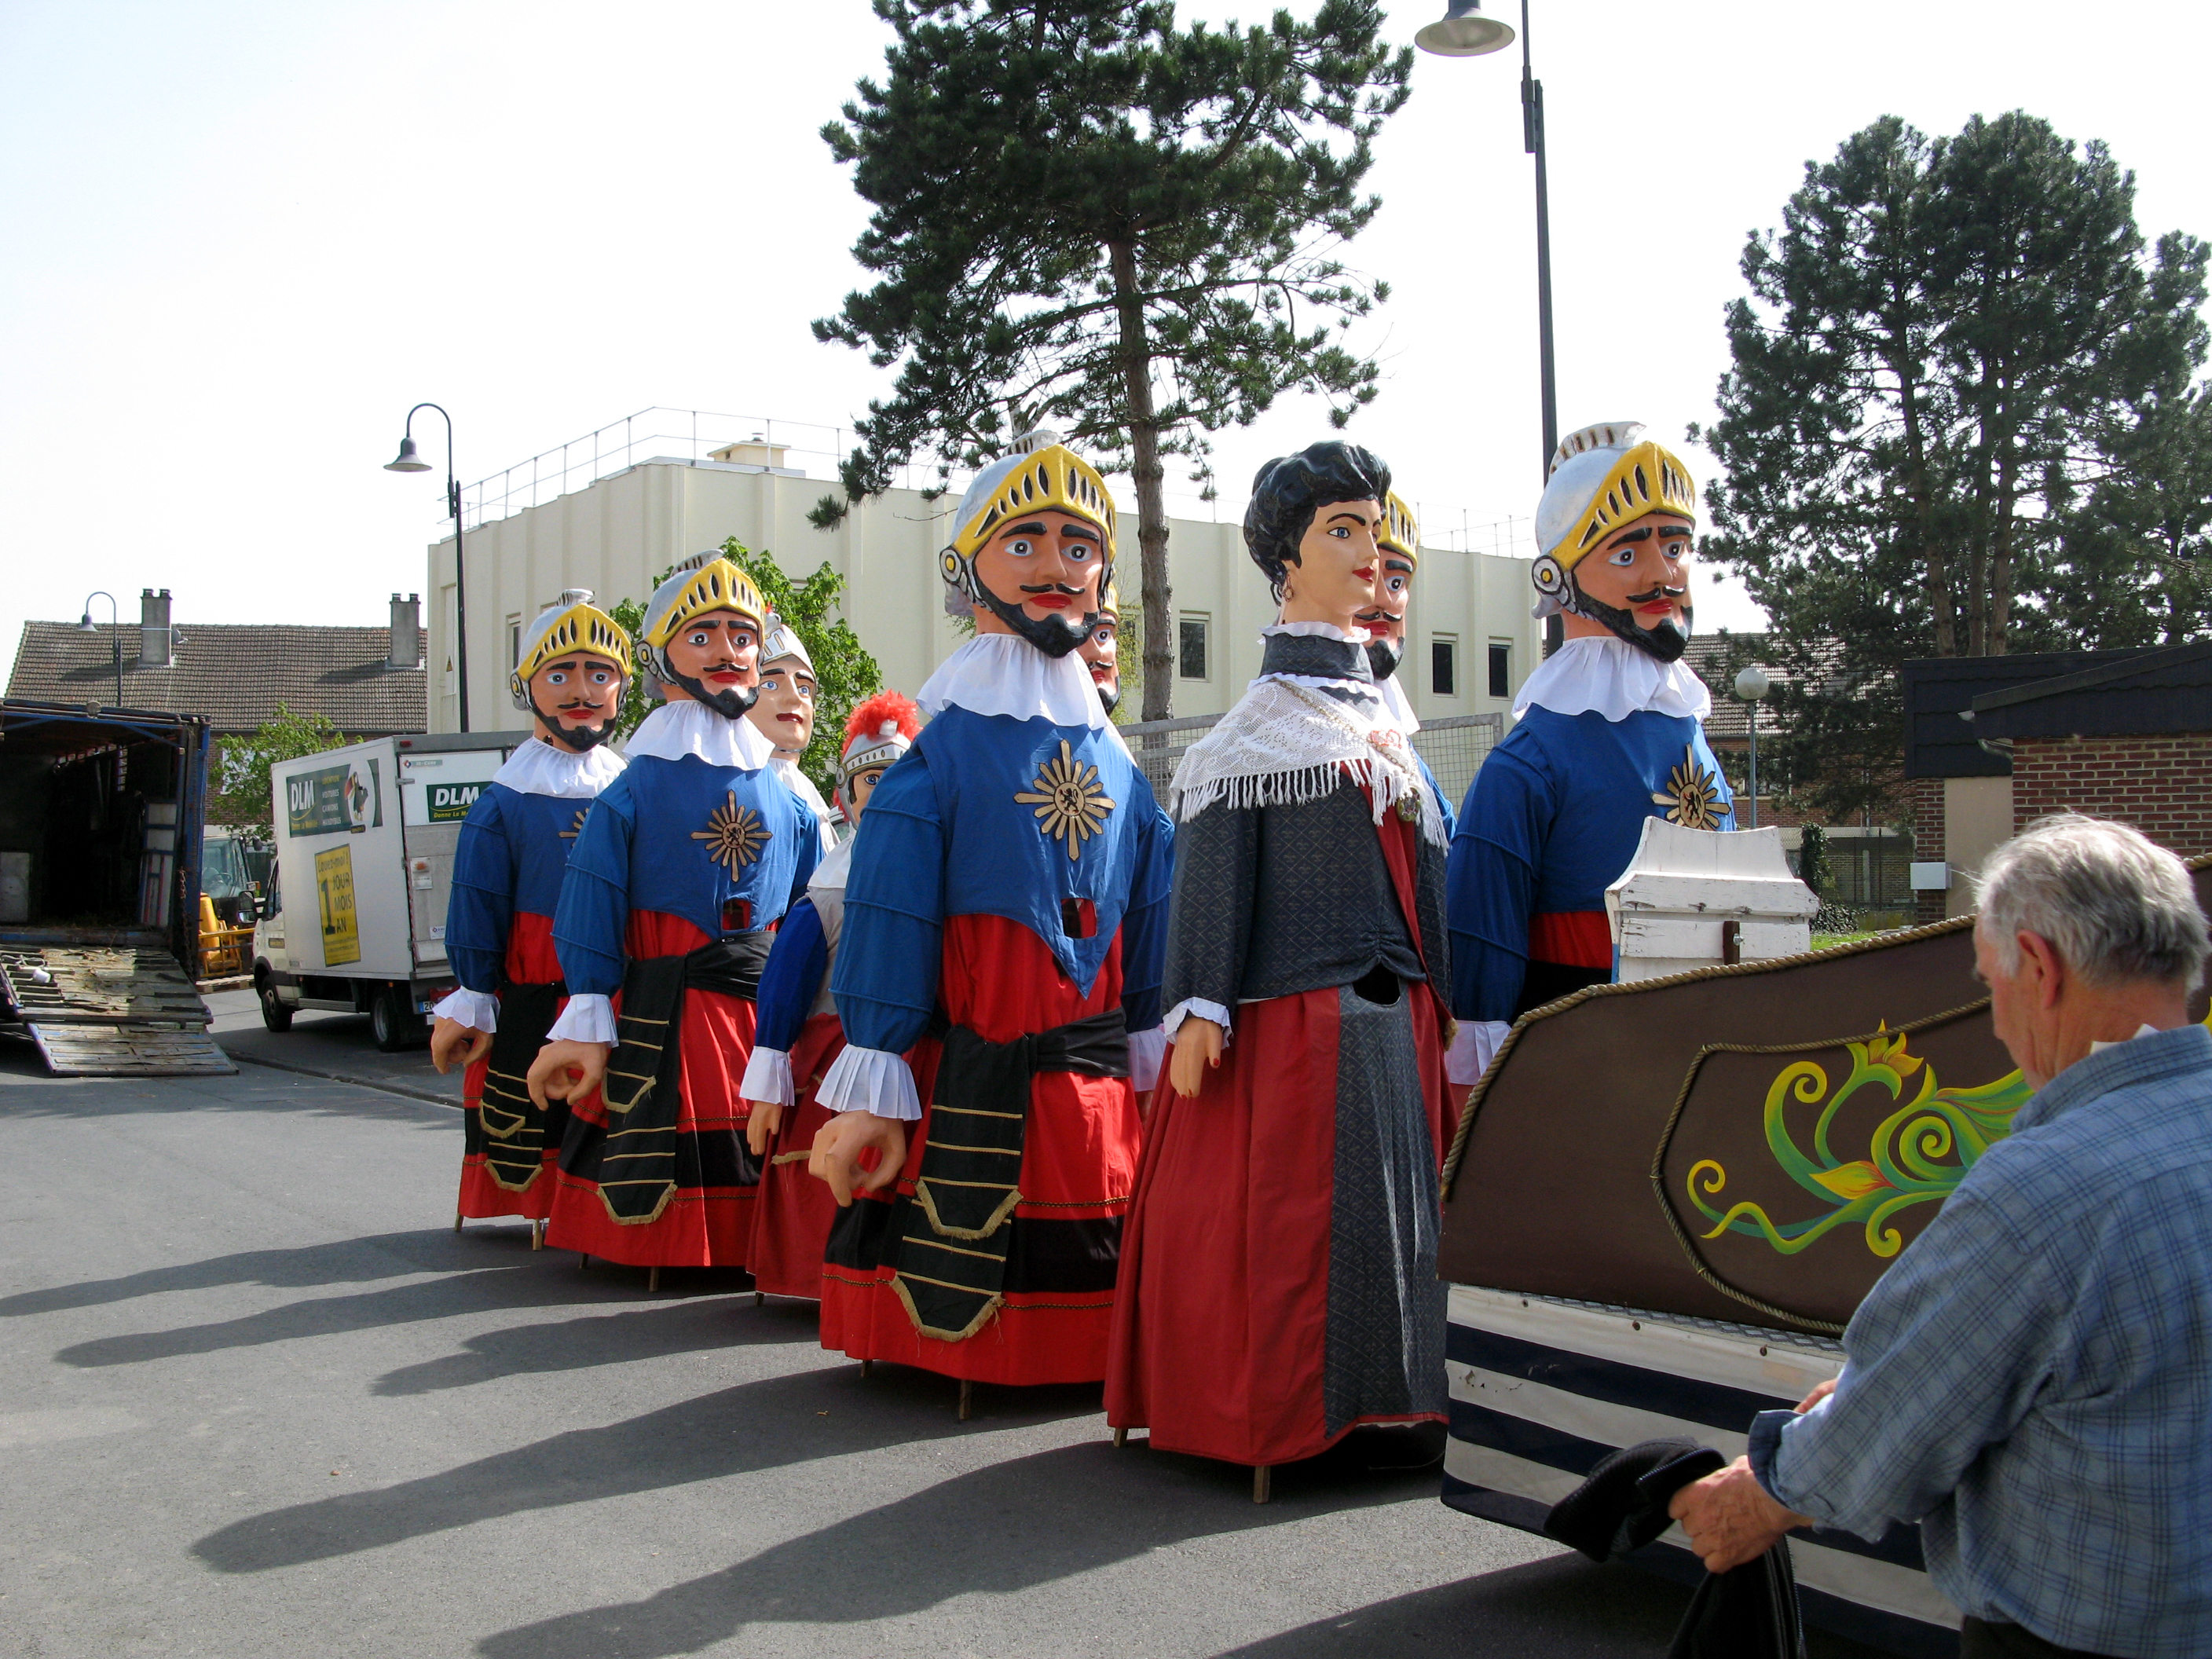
xmin=445 ymin=782 xmax=595 ymax=992
xmin=831 ymin=709 xmax=1174 ymax=1053
xmin=753 ymin=897 xmax=830 ymax=1055
xmin=551 ymin=753 xmax=820 ymax=998
xmin=1447 ymin=705 xmax=1734 ymax=1024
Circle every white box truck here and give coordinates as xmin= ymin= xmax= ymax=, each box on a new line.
xmin=253 ymin=731 xmax=518 ymax=1049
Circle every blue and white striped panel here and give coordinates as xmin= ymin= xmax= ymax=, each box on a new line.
xmin=1442 ymin=1285 xmax=1961 ymax=1658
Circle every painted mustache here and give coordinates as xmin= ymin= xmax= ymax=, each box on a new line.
xmin=1020 ymin=582 xmax=1087 ymax=597
xmin=1625 ymin=584 xmax=1687 ymax=605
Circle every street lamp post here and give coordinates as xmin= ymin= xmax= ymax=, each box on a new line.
xmin=1416 ymin=0 xmax=1562 ymax=655
xmin=1734 ymin=665 xmax=1770 ymax=829
xmin=384 ymin=404 xmax=471 ymax=732
xmin=77 ymin=590 xmax=123 ymax=709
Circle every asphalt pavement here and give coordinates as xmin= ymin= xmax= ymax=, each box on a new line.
xmin=0 ymin=1030 xmax=1888 ymax=1658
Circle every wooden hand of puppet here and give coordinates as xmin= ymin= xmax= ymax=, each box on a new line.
xmin=526 ymin=1039 xmax=609 ymax=1108
xmin=744 ymin=1097 xmax=783 ymax=1158
xmin=429 ymin=1016 xmax=493 ymax=1077
xmin=808 ymin=1109 xmax=906 ymax=1207
xmin=1168 ymin=1017 xmax=1225 ymax=1098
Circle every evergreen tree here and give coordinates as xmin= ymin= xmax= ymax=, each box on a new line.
xmin=809 ymin=0 xmax=1411 ymax=718
xmin=1695 ymin=112 xmax=2209 ymax=819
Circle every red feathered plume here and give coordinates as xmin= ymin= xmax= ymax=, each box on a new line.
xmin=844 ymin=690 xmax=921 ymax=745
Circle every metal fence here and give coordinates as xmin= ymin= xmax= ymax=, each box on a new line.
xmin=1120 ymin=710 xmax=1503 ymax=811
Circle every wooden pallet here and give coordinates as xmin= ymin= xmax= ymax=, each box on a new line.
xmin=26 ymin=1021 xmax=236 ymax=1077
xmin=0 ymin=947 xmax=211 ymax=1026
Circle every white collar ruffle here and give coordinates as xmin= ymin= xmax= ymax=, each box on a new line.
xmin=808 ymin=831 xmax=856 ymax=895
xmin=491 ymin=736 xmax=627 ymax=798
xmin=621 ymin=698 xmax=779 ymax=769
xmin=771 ymin=755 xmax=841 ymax=854
xmin=1512 ymin=635 xmax=1712 ymax=723
xmin=918 ymin=634 xmax=1124 ymax=749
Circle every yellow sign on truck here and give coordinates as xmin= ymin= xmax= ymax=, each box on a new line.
xmin=313 ymin=844 xmax=361 ymax=966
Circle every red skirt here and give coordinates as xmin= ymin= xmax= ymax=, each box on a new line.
xmin=819 ymin=914 xmax=1139 ymax=1386
xmin=456 ymin=913 xmax=566 ymax=1222
xmin=544 ymin=910 xmax=764 ymax=1269
xmin=744 ymin=1011 xmax=848 ymax=1299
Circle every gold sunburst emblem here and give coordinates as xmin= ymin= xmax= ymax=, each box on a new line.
xmin=558 ymin=807 xmax=588 ymax=841
xmin=1651 ymin=744 xmax=1725 ymax=830
xmin=1013 ymin=739 xmax=1116 ymax=859
xmin=691 ymin=792 xmax=771 ymax=874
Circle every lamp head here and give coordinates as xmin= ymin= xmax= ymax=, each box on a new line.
xmin=384 ymin=435 xmax=432 ymax=474
xmin=1415 ymin=0 xmax=1514 ymax=56
xmin=77 ymin=612 xmax=96 ymax=632
xmin=1734 ymin=666 xmax=1771 ymax=701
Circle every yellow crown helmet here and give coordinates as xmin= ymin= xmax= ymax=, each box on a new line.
xmin=507 ymin=589 xmax=633 ymax=710
xmin=942 ymin=428 xmax=1118 ymax=609
xmin=1530 ymin=421 xmax=1697 ymax=611
xmin=639 ymin=554 xmax=769 ymax=683
xmin=1379 ymin=492 xmax=1419 ymax=566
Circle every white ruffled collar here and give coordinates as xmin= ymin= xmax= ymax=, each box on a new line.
xmin=491 ymin=736 xmax=626 ymax=798
xmin=808 ymin=831 xmax=856 ymax=895
xmin=1513 ymin=635 xmax=1712 ymax=723
xmin=621 ymin=698 xmax=779 ymax=768
xmin=918 ymin=634 xmax=1125 ymax=750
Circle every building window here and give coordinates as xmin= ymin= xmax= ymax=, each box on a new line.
xmin=1488 ymin=639 xmax=1512 ymax=700
xmin=1178 ymin=614 xmax=1210 ymax=680
xmin=507 ymin=616 xmax=522 ymax=669
xmin=1431 ymin=635 xmax=1457 ymax=698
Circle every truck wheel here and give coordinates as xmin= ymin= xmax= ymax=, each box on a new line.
xmin=372 ymin=986 xmax=414 ymax=1052
xmin=258 ymin=976 xmax=294 ymax=1033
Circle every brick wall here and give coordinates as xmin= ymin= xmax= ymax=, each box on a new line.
xmin=2010 ymin=734 xmax=2212 ymax=858
xmin=1909 ymin=775 xmax=1947 ymax=926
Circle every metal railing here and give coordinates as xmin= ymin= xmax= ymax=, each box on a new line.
xmin=1119 ymin=709 xmax=1503 ymax=809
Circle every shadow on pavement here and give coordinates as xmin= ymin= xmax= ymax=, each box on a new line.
xmin=372 ymin=1295 xmax=827 ymax=1396
xmin=0 ymin=1064 xmax=460 ymax=1125
xmin=195 ymin=1364 xmax=1105 ymax=1573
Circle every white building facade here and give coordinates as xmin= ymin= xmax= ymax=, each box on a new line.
xmin=425 ymin=441 xmax=1541 ymax=736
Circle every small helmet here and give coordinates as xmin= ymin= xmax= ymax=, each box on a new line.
xmin=507 ymin=589 xmax=632 ymax=711
xmin=639 ymin=553 xmax=769 ymax=684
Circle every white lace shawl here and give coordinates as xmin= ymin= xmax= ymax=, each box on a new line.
xmin=1168 ymin=676 xmax=1448 ymax=848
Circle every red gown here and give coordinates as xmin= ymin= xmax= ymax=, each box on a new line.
xmin=456 ymin=914 xmax=567 ymax=1221
xmin=819 ymin=914 xmax=1138 ymax=1385
xmin=544 ymin=910 xmax=762 ymax=1268
xmin=744 ymin=1012 xmax=848 ymax=1298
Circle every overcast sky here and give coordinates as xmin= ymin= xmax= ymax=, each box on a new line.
xmin=4 ymin=0 xmax=2208 ymax=668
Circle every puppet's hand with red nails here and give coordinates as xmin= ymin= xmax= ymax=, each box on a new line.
xmin=808 ymin=1110 xmax=906 ymax=1207
xmin=526 ymin=1040 xmax=609 ymax=1109
xmin=1167 ymin=1018 xmax=1225 ymax=1098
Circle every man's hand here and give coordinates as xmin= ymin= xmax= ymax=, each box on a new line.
xmin=429 ymin=1016 xmax=493 ymax=1077
xmin=1668 ymin=1456 xmax=1814 ymax=1573
xmin=744 ymin=1098 xmax=784 ymax=1158
xmin=808 ymin=1111 xmax=906 ymax=1207
xmin=1796 ymin=1376 xmax=1839 ymax=1413
xmin=526 ymin=1040 xmax=610 ymax=1109
xmin=1167 ymin=1018 xmax=1225 ymax=1098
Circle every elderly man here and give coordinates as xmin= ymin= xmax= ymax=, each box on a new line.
xmin=1672 ymin=814 xmax=2212 ymax=1659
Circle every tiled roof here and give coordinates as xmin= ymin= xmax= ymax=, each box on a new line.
xmin=1683 ymin=632 xmax=1781 ymax=742
xmin=6 ymin=622 xmax=425 ymax=738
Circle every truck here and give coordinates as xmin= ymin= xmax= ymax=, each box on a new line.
xmin=253 ymin=731 xmax=518 ymax=1050
xmin=0 ymin=698 xmax=231 ymax=1076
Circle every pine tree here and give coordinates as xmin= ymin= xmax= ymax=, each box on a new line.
xmin=809 ymin=0 xmax=1411 ymax=718
xmin=1695 ymin=112 xmax=2209 ymax=819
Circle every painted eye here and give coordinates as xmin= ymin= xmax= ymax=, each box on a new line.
xmin=687 ymin=629 xmax=710 ymax=645
xmin=1610 ymin=547 xmax=1638 ymax=566
xmin=1385 ymin=574 xmax=1408 ymax=595
xmin=1064 ymin=540 xmax=1091 ymax=561
xmin=590 ymin=670 xmax=613 ymax=684
xmin=795 ymin=679 xmax=816 ymax=700
xmin=1006 ymin=538 xmax=1035 ymax=557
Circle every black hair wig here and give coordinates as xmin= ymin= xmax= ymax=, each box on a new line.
xmin=1243 ymin=441 xmax=1392 ymax=602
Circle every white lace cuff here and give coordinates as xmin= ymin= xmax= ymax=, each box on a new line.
xmin=1447 ymin=1020 xmax=1512 ymax=1086
xmin=1163 ymin=998 xmax=1234 ymax=1046
xmin=740 ymin=1046 xmax=795 ymax=1108
xmin=433 ymin=987 xmax=500 ymax=1033
xmin=1127 ymin=1025 xmax=1166 ymax=1092
xmin=815 ymin=1044 xmax=921 ymax=1121
xmin=545 ymin=994 xmax=617 ymax=1046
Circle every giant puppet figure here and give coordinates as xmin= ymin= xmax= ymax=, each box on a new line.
xmin=526 ymin=555 xmax=820 ymax=1275
xmin=1107 ymin=441 xmax=1456 ymax=1500
xmin=1353 ymin=492 xmax=1456 ymax=840
xmin=431 ymin=591 xmax=631 ymax=1238
xmin=1079 ymin=581 xmax=1122 ymax=716
xmin=807 ymin=429 xmax=1174 ymax=1403
xmin=748 ymin=617 xmax=840 ymax=858
xmin=740 ymin=690 xmax=923 ymax=1302
xmin=1445 ymin=421 xmax=1733 ymax=1083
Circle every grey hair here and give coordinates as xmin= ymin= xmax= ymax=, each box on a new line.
xmin=1976 ymin=814 xmax=2209 ymax=991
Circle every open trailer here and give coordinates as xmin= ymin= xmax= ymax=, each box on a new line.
xmin=0 ymin=698 xmax=231 ymax=1077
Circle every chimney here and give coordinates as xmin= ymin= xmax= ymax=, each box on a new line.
xmin=390 ymin=593 xmax=422 ymax=668
xmin=139 ymin=588 xmax=174 ymax=668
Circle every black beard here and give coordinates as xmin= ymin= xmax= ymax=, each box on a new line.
xmin=667 ymin=669 xmax=759 ymax=719
xmin=1364 ymin=636 xmax=1403 ymax=682
xmin=1095 ymin=680 xmax=1120 ymax=717
xmin=529 ymin=694 xmax=615 ymax=752
xmin=976 ymin=584 xmax=1088 ymax=658
xmin=1569 ymin=584 xmax=1693 ymax=663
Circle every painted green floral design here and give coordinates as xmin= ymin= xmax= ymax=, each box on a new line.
xmin=1686 ymin=1027 xmax=2033 ymax=1260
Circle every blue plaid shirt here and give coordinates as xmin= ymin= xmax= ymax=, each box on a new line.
xmin=1750 ymin=1023 xmax=2212 ymax=1657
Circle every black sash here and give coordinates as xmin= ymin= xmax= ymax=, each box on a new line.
xmin=589 ymin=932 xmax=771 ymax=1225
xmin=888 ymin=1007 xmax=1129 ymax=1341
xmin=469 ymin=980 xmax=565 ymax=1191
